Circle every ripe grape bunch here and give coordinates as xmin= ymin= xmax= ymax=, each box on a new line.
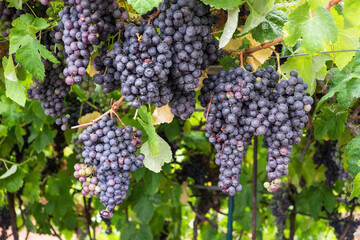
xmin=75 ymin=115 xmax=144 ymax=218
xmin=27 ymin=30 xmax=70 ymax=131
xmin=58 ymin=0 xmax=123 ymax=85
xmin=154 ymin=0 xmax=223 ymax=119
xmin=199 ymin=65 xmax=313 ymax=195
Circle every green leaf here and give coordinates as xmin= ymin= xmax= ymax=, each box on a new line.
xmin=0 ymin=166 xmax=25 ymax=192
xmin=46 ymin=177 xmax=61 ymax=196
xmin=330 ymin=9 xmax=360 ymax=70
xmin=23 ymin=170 xmax=41 ymax=203
xmin=5 ymin=79 xmax=26 ymax=106
xmin=316 ymin=73 xmax=360 ymax=111
xmin=219 ymin=7 xmax=240 ymax=48
xmin=6 ymin=0 xmax=23 ymax=9
xmin=121 ymin=222 xmax=153 ymax=240
xmin=350 ymin=172 xmax=360 ymax=200
xmin=141 ymin=135 xmax=172 ymax=173
xmin=133 ymin=196 xmax=154 ymax=223
xmin=137 ymin=109 xmax=159 ymax=157
xmin=319 ymin=185 xmax=335 ymax=212
xmin=241 ymin=0 xmax=274 ymax=36
xmin=127 ymin=0 xmax=162 ymax=14
xmin=343 ymin=0 xmax=360 ymax=28
xmin=345 ymin=133 xmax=360 ymax=178
xmin=34 ymin=124 xmax=53 ymax=153
xmin=0 ymin=164 xmax=17 ymax=179
xmin=313 ymin=103 xmax=349 ymax=140
xmin=4 ymin=55 xmax=17 ymax=82
xmin=284 ymin=3 xmax=337 ymax=54
xmin=200 ymin=0 xmax=243 ymax=10
xmin=251 ymin=9 xmax=288 ymax=43
xmin=170 ymin=183 xmax=182 ymax=208
xmin=15 ymin=36 xmax=45 ymax=80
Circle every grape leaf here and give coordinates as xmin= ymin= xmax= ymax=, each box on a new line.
xmin=152 ymin=105 xmax=174 ymax=125
xmin=313 ymin=103 xmax=349 ymax=140
xmin=9 ymin=14 xmax=58 ymax=81
xmin=329 ymin=9 xmax=360 ymax=70
xmin=219 ymin=7 xmax=240 ymax=48
xmin=0 ymin=164 xmax=17 ymax=179
xmin=0 ymin=166 xmax=25 ymax=192
xmin=345 ymin=133 xmax=360 ymax=178
xmin=343 ymin=0 xmax=360 ymax=29
xmin=6 ymin=0 xmax=23 ymax=9
xmin=23 ymin=170 xmax=41 ymax=203
xmin=200 ymin=0 xmax=243 ymax=10
xmin=141 ymin=135 xmax=172 ymax=173
xmin=5 ymin=79 xmax=26 ymax=107
xmin=241 ymin=0 xmax=274 ymax=36
xmin=133 ymin=196 xmax=154 ymax=223
xmin=121 ymin=222 xmax=153 ymax=240
xmin=4 ymin=55 xmax=17 ymax=82
xmin=316 ymin=73 xmax=360 ymax=111
xmin=284 ymin=3 xmax=337 ymax=55
xmin=34 ymin=124 xmax=53 ymax=153
xmin=137 ymin=108 xmax=159 ymax=157
xmin=251 ymin=9 xmax=288 ymax=43
xmin=127 ymin=0 xmax=162 ymax=14
xmin=350 ymin=172 xmax=360 ymax=200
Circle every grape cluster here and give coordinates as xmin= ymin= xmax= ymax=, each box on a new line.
xmin=313 ymin=140 xmax=350 ymax=188
xmin=154 ymin=0 xmax=222 ymax=119
xmin=330 ymin=217 xmax=360 ymax=240
xmin=118 ymin=22 xmax=174 ymax=109
xmin=27 ymin=30 xmax=70 ymax=130
xmin=176 ymin=154 xmax=208 ymax=184
xmin=269 ymin=187 xmax=292 ymax=238
xmin=93 ymin=43 xmax=122 ymax=93
xmin=199 ymin=65 xmax=313 ymax=195
xmin=74 ymin=163 xmax=101 ymax=197
xmin=58 ymin=0 xmax=122 ymax=85
xmin=78 ymin=115 xmax=144 ymax=218
xmin=0 ymin=0 xmax=47 ymax=37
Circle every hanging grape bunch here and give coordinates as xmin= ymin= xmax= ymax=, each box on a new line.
xmin=75 ymin=114 xmax=144 ymax=218
xmin=199 ymin=65 xmax=313 ymax=195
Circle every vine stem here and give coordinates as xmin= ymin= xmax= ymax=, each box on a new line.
xmin=252 ymin=136 xmax=258 ymax=240
xmin=148 ymin=9 xmax=161 ymax=24
xmin=71 ymin=96 xmax=125 ymax=129
xmin=8 ymin=192 xmax=18 ymax=240
xmin=228 ymin=0 xmax=343 ymax=56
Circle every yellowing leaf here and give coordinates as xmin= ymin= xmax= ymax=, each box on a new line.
xmin=152 ymin=105 xmax=174 ymax=125
xmin=223 ymin=36 xmax=244 ymax=51
xmin=77 ymin=111 xmax=101 ymax=132
xmin=87 ymin=58 xmax=99 ymax=77
xmin=245 ymin=34 xmax=273 ymax=70
xmin=180 ymin=182 xmax=189 ymax=205
xmin=194 ymin=70 xmax=208 ymax=91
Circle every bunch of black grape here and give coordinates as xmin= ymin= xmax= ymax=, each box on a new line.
xmin=269 ymin=187 xmax=292 ymax=239
xmin=199 ymin=65 xmax=313 ymax=195
xmin=77 ymin=115 xmax=144 ymax=218
xmin=27 ymin=30 xmax=70 ymax=130
xmin=0 ymin=207 xmax=11 ymax=240
xmin=313 ymin=140 xmax=350 ymax=188
xmin=176 ymin=154 xmax=208 ymax=184
xmin=330 ymin=217 xmax=360 ymax=240
xmin=0 ymin=0 xmax=47 ymax=37
xmin=154 ymin=0 xmax=222 ymax=119
xmin=115 ymin=22 xmax=174 ymax=109
xmin=93 ymin=43 xmax=122 ymax=93
xmin=58 ymin=0 xmax=123 ymax=85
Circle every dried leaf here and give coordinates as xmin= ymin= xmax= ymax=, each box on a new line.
xmin=152 ymin=105 xmax=174 ymax=125
xmin=180 ymin=182 xmax=189 ymax=205
xmin=77 ymin=111 xmax=101 ymax=132
xmin=194 ymin=70 xmax=208 ymax=91
xmin=245 ymin=34 xmax=273 ymax=70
